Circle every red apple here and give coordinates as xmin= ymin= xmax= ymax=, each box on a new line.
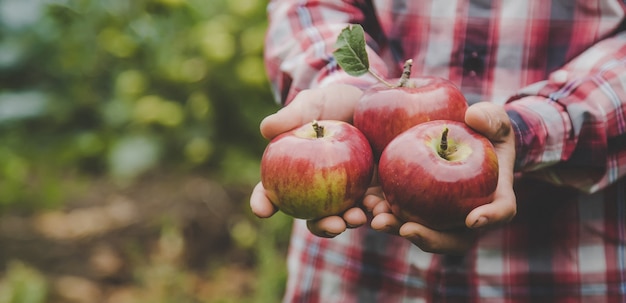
xmin=261 ymin=120 xmax=374 ymax=220
xmin=353 ymin=76 xmax=468 ymax=159
xmin=377 ymin=120 xmax=498 ymax=230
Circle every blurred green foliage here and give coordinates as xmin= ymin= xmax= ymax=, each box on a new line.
xmin=0 ymin=0 xmax=278 ymax=211
xmin=0 ymin=261 xmax=48 ymax=303
xmin=0 ymin=1 xmax=293 ymax=301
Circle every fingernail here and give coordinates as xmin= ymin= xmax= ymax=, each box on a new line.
xmin=404 ymin=232 xmax=420 ymax=241
xmin=403 ymin=232 xmax=423 ymax=245
xmin=550 ymin=69 xmax=569 ymax=85
xmin=381 ymin=224 xmax=393 ymax=233
xmin=472 ymin=216 xmax=488 ymax=228
xmin=324 ymin=231 xmax=340 ymax=238
xmin=371 ymin=222 xmax=390 ymax=233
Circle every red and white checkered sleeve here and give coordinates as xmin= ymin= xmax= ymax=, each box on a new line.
xmin=505 ymin=29 xmax=626 ymax=192
xmin=264 ymin=0 xmax=389 ymax=106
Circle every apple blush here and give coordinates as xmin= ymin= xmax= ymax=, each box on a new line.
xmin=260 ymin=120 xmax=374 ymax=220
xmin=353 ymin=61 xmax=469 ymax=160
xmin=377 ymin=120 xmax=499 ymax=231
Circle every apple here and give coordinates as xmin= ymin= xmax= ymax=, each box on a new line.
xmin=353 ymin=73 xmax=468 ymax=159
xmin=260 ymin=120 xmax=374 ymax=220
xmin=377 ymin=120 xmax=498 ymax=230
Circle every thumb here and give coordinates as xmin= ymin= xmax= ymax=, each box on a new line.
xmin=260 ymin=84 xmax=363 ymax=140
xmin=260 ymin=101 xmax=310 ymax=140
xmin=464 ymin=102 xmax=512 ymax=142
xmin=464 ymin=102 xmax=518 ymax=229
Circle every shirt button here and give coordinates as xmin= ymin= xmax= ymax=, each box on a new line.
xmin=550 ymin=69 xmax=569 ymax=85
xmin=463 ymin=49 xmax=484 ymax=76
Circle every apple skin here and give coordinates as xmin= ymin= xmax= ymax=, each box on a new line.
xmin=260 ymin=120 xmax=374 ymax=220
xmin=377 ymin=120 xmax=498 ymax=231
xmin=353 ymin=76 xmax=468 ymax=159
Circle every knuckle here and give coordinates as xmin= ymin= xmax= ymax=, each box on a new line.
xmin=413 ymin=237 xmax=441 ymax=253
xmin=495 ymin=118 xmax=512 ymax=138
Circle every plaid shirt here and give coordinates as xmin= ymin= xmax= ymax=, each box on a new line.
xmin=264 ymin=1 xmax=626 ymax=302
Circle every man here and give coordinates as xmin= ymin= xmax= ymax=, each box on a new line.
xmin=252 ymin=1 xmax=626 ymax=302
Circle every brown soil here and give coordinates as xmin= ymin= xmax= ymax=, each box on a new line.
xmin=0 ymin=173 xmax=265 ymax=302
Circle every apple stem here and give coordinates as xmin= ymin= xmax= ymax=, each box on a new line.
xmin=397 ymin=59 xmax=413 ymax=87
xmin=312 ymin=120 xmax=325 ymax=138
xmin=438 ymin=127 xmax=450 ymax=159
xmin=369 ymin=70 xmax=395 ymax=88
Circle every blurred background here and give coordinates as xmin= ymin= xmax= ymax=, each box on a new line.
xmin=0 ymin=0 xmax=293 ymax=302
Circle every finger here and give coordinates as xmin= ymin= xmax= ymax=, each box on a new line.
xmin=372 ymin=200 xmax=392 ymax=216
xmin=362 ymin=186 xmax=385 ymax=212
xmin=371 ymin=212 xmax=402 ymax=234
xmin=399 ymin=222 xmax=475 ymax=254
xmin=250 ymin=182 xmax=279 ymax=218
xmin=466 ymin=180 xmax=517 ymax=229
xmin=465 ymin=102 xmax=512 ymax=142
xmin=464 ymin=102 xmax=518 ymax=229
xmin=307 ymin=216 xmax=347 ymax=238
xmin=260 ymin=100 xmax=312 ymax=140
xmin=343 ymin=207 xmax=368 ymax=228
xmin=466 ymin=145 xmax=517 ymax=229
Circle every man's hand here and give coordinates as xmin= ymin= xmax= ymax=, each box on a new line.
xmin=367 ymin=102 xmax=517 ymax=254
xmin=250 ymin=83 xmax=371 ymax=237
xmin=258 ymin=84 xmax=364 ymax=139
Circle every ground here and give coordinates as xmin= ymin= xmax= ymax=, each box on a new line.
xmin=0 ymin=173 xmax=289 ymax=303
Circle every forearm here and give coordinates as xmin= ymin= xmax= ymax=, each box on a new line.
xmin=505 ymin=29 xmax=626 ymax=192
xmin=264 ymin=0 xmax=387 ymax=105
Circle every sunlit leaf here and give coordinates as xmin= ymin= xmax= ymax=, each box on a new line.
xmin=185 ymin=137 xmax=213 ymax=164
xmin=186 ymin=92 xmax=213 ymax=120
xmin=236 ymin=56 xmax=268 ymax=86
xmin=75 ymin=132 xmax=105 ymax=156
xmin=227 ymin=0 xmax=262 ymax=17
xmin=103 ymin=99 xmax=133 ymax=127
xmin=240 ymin=23 xmax=268 ymax=55
xmin=115 ymin=70 xmax=148 ymax=97
xmin=196 ymin=17 xmax=238 ymax=62
xmin=98 ymin=27 xmax=138 ymax=58
xmin=0 ymin=261 xmax=48 ymax=303
xmin=230 ymin=217 xmax=258 ymax=248
xmin=133 ymin=95 xmax=184 ymax=127
xmin=200 ymin=32 xmax=235 ymax=62
xmin=180 ymin=57 xmax=207 ymax=82
xmin=155 ymin=0 xmax=187 ymax=8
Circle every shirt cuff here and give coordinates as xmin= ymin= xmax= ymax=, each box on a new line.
xmin=503 ymin=96 xmax=573 ymax=172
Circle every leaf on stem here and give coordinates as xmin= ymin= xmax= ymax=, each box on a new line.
xmin=333 ymin=24 xmax=369 ymax=76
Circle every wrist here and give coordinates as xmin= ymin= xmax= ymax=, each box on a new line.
xmin=503 ymin=96 xmax=572 ymax=172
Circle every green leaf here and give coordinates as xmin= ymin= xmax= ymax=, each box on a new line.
xmin=333 ymin=24 xmax=369 ymax=76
